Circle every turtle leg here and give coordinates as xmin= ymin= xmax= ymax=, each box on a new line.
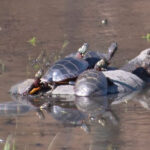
xmin=68 ymin=81 xmax=75 ymax=85
xmin=48 ymin=82 xmax=57 ymax=90
xmin=44 ymin=83 xmax=57 ymax=95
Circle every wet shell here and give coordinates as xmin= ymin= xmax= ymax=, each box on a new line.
xmin=75 ymin=70 xmax=108 ymax=96
xmin=41 ymin=57 xmax=89 ymax=82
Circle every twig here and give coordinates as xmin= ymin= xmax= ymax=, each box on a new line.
xmin=48 ymin=132 xmax=60 ymax=150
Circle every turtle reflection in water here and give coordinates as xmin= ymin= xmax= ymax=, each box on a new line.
xmin=40 ymin=94 xmax=119 ymax=129
xmin=75 ymin=96 xmax=118 ymax=126
xmin=0 ymin=100 xmax=35 ymax=117
xmin=2 ymin=95 xmax=47 ymax=119
xmin=27 ymin=42 xmax=117 ymax=95
xmin=40 ymin=102 xmax=90 ymax=132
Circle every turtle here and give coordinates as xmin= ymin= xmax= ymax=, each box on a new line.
xmin=26 ymin=42 xmax=118 ymax=95
xmin=75 ymin=48 xmax=150 ymax=97
xmin=83 ymin=42 xmax=118 ymax=69
xmin=10 ymin=48 xmax=150 ymax=97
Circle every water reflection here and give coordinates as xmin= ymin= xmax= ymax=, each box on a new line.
xmin=0 ymin=87 xmax=150 ymax=149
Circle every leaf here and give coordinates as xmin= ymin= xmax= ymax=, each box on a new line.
xmin=3 ymin=135 xmax=12 ymax=150
xmin=62 ymin=40 xmax=69 ymax=49
xmin=28 ymin=37 xmax=37 ymax=46
xmin=142 ymin=33 xmax=150 ymax=41
xmin=33 ymin=64 xmax=40 ymax=70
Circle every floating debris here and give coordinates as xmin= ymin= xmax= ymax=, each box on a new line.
xmin=0 ymin=139 xmax=4 ymax=143
xmin=142 ymin=33 xmax=150 ymax=41
xmin=101 ymin=19 xmax=108 ymax=25
xmin=0 ymin=27 xmax=2 ymax=31
xmin=28 ymin=37 xmax=37 ymax=46
xmin=98 ymin=118 xmax=105 ymax=126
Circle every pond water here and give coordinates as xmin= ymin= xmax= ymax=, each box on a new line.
xmin=0 ymin=0 xmax=150 ymax=149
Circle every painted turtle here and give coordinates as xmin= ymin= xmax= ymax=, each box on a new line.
xmin=28 ymin=42 xmax=117 ymax=95
xmin=27 ymin=43 xmax=89 ymax=94
xmin=75 ymin=69 xmax=108 ymax=96
xmin=83 ymin=42 xmax=117 ymax=68
xmin=75 ymin=48 xmax=150 ymax=96
xmin=10 ymin=48 xmax=150 ymax=96
xmin=120 ymin=48 xmax=150 ymax=82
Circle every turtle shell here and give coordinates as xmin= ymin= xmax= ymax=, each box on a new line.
xmin=83 ymin=51 xmax=106 ymax=68
xmin=66 ymin=51 xmax=106 ymax=68
xmin=41 ymin=57 xmax=89 ymax=83
xmin=75 ymin=69 xmax=108 ymax=96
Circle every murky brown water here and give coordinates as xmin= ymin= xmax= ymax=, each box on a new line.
xmin=0 ymin=0 xmax=150 ymax=149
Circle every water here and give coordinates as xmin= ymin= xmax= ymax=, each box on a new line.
xmin=0 ymin=0 xmax=150 ymax=149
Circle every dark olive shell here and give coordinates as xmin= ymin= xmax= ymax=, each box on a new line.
xmin=41 ymin=57 xmax=89 ymax=82
xmin=75 ymin=69 xmax=108 ymax=96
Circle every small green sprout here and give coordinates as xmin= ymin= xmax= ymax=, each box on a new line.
xmin=3 ymin=135 xmax=16 ymax=150
xmin=28 ymin=37 xmax=37 ymax=46
xmin=62 ymin=40 xmax=69 ymax=49
xmin=142 ymin=33 xmax=150 ymax=41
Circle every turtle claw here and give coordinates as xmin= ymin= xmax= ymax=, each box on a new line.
xmin=69 ymin=81 xmax=75 ymax=85
xmin=48 ymin=83 xmax=57 ymax=91
xmin=36 ymin=109 xmax=45 ymax=120
xmin=42 ymin=83 xmax=56 ymax=96
xmin=22 ymin=91 xmax=29 ymax=96
xmin=81 ymin=122 xmax=90 ymax=133
xmin=40 ymin=102 xmax=52 ymax=109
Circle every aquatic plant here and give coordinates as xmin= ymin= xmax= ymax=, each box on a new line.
xmin=28 ymin=37 xmax=37 ymax=46
xmin=3 ymin=135 xmax=16 ymax=150
xmin=62 ymin=40 xmax=69 ymax=50
xmin=142 ymin=33 xmax=150 ymax=41
xmin=26 ymin=37 xmax=70 ymax=77
xmin=47 ymin=133 xmax=60 ymax=150
xmin=0 ymin=59 xmax=5 ymax=74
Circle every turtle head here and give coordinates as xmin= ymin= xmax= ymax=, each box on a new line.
xmin=94 ymin=58 xmax=108 ymax=71
xmin=35 ymin=69 xmax=43 ymax=79
xmin=132 ymin=49 xmax=150 ymax=81
xmin=28 ymin=69 xmax=44 ymax=95
xmin=138 ymin=49 xmax=150 ymax=74
xmin=77 ymin=43 xmax=89 ymax=58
